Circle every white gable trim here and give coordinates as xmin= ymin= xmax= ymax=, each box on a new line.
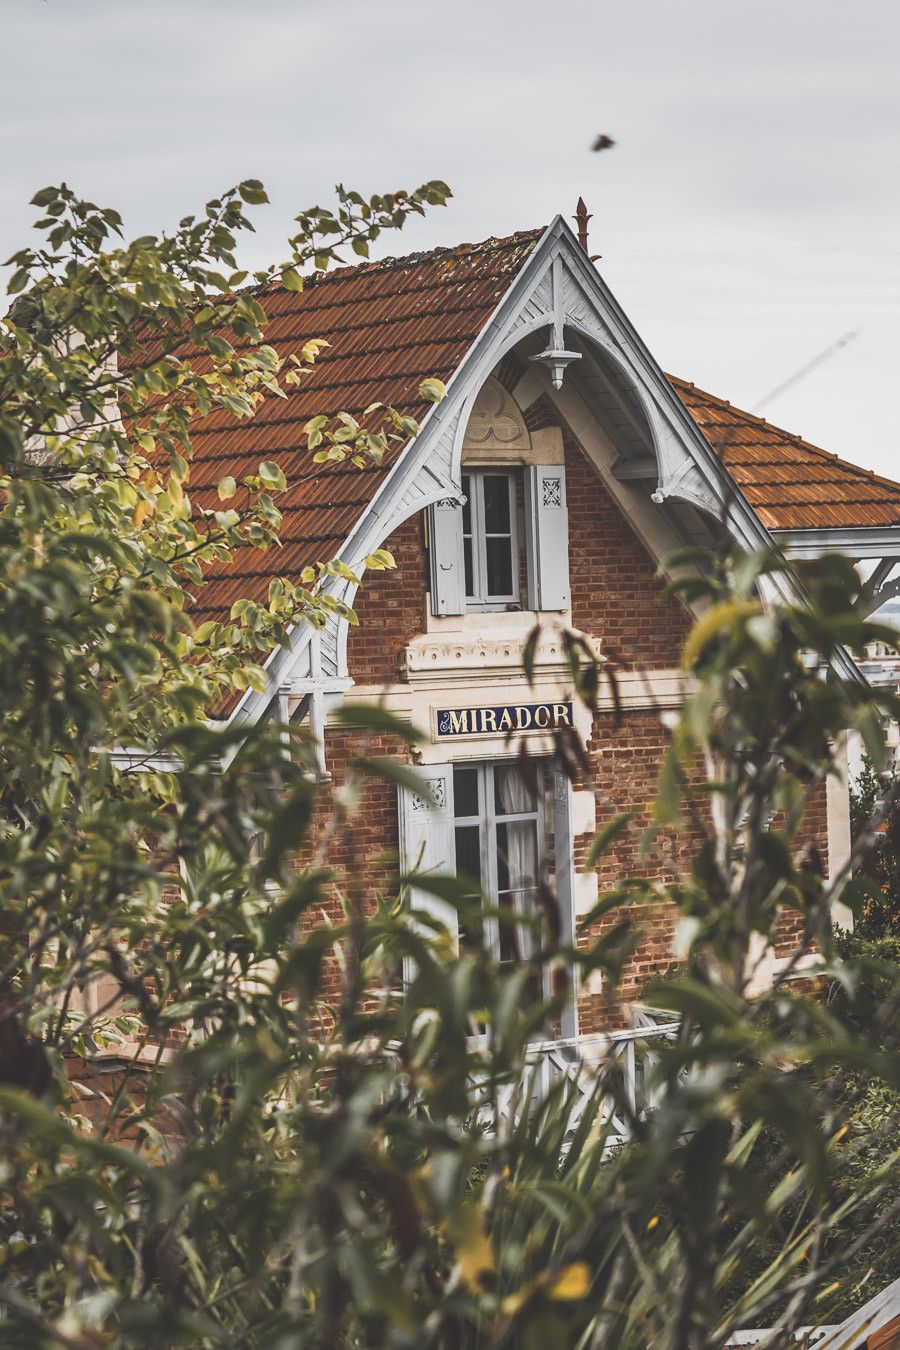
xmin=773 ymin=526 xmax=900 ymax=559
xmin=229 ymin=217 xmax=864 ymax=729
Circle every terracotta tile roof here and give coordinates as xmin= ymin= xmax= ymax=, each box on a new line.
xmin=185 ymin=229 xmax=541 ymax=625
xmin=670 ymin=376 xmax=900 ymax=531
xmin=180 ymin=226 xmax=900 ymax=642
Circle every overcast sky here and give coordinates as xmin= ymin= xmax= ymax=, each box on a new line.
xmin=2 ymin=0 xmax=898 ymax=476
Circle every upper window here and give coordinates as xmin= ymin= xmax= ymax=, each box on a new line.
xmin=461 ymin=471 xmax=520 ymax=610
xmin=429 ymin=463 xmax=570 ymax=618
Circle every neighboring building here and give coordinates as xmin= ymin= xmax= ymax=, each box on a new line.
xmin=182 ymin=212 xmax=900 ymax=1037
xmin=851 ymin=606 xmax=900 ymax=779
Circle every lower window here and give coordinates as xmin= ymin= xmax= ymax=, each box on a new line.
xmin=452 ymin=760 xmax=553 ymax=966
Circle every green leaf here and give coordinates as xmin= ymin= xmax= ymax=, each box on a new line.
xmin=332 ymin=702 xmax=425 ymax=743
xmin=258 ymin=785 xmax=317 ymax=880
xmin=584 ymin=812 xmax=634 ymax=870
xmin=261 ymin=869 xmax=329 ymax=945
xmin=238 ymin=180 xmax=269 ymax=205
xmin=681 ymin=600 xmax=762 ymax=669
xmin=350 ymin=756 xmax=440 ymax=802
xmin=522 ymin=623 xmax=541 ymax=686
xmin=258 ymin=460 xmax=287 ymax=491
xmin=644 ymin=977 xmax=743 ymax=1029
xmin=217 ymin=475 xmax=237 ymax=501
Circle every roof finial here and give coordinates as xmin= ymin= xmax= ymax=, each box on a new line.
xmin=574 ymin=197 xmax=591 ymax=253
xmin=573 ymin=197 xmax=601 ymax=261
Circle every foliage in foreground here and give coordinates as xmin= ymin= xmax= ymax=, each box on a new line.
xmin=1 ymin=185 xmax=899 ymax=1349
xmin=719 ymin=929 xmax=900 ymax=1324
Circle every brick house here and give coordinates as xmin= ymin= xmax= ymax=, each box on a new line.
xmin=181 ymin=211 xmax=900 ymax=1040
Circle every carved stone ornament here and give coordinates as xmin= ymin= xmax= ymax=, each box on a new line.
xmin=462 ymin=376 xmax=531 ymax=453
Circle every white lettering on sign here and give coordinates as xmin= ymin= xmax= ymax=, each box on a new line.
xmin=436 ymin=702 xmax=573 ymax=738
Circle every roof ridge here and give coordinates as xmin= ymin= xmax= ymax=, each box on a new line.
xmin=266 ymin=226 xmax=544 ymax=296
xmin=668 ymin=373 xmax=900 ymax=499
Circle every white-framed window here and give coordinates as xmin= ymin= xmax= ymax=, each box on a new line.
xmin=397 ymin=757 xmax=578 ymax=1036
xmin=461 ymin=471 xmax=520 ymax=610
xmin=452 ymin=760 xmax=550 ymax=963
xmin=429 ymin=464 xmax=570 ymax=617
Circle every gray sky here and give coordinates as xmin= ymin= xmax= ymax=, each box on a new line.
xmin=3 ymin=0 xmax=898 ymax=477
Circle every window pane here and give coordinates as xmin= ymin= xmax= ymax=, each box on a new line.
xmin=485 ymin=537 xmax=513 ymax=596
xmin=453 ymin=765 xmax=479 ymax=819
xmin=494 ymin=762 xmax=536 ymax=816
xmin=482 ymin=474 xmax=511 ymax=533
xmin=461 ymin=475 xmax=472 ymax=534
xmin=497 ymin=888 xmax=519 ymax=964
xmin=455 ymin=823 xmax=483 ymax=950
xmin=463 ymin=536 xmax=474 ymax=597
xmin=496 ymin=819 xmax=539 ymax=894
xmin=454 ymin=823 xmax=481 ymax=884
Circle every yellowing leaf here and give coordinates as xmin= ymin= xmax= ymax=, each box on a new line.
xmin=500 ymin=1285 xmax=533 ymax=1317
xmin=450 ymin=1203 xmax=495 ymax=1293
xmin=547 ymin=1263 xmax=590 ymax=1301
xmin=418 ymin=376 xmax=447 ymax=404
xmin=217 ymin=476 xmax=237 ymax=501
xmin=681 ymin=601 xmax=761 ymax=670
xmin=132 ymin=499 xmax=153 ymax=529
xmin=301 ymin=338 xmax=330 ymax=363
xmin=168 ymin=475 xmax=184 ymax=509
xmin=364 ymin=549 xmax=396 ymax=572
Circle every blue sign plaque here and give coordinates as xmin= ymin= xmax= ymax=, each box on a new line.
xmin=435 ymin=701 xmax=573 ymax=738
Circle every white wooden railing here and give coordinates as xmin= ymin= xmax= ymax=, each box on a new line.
xmin=469 ymin=1006 xmax=680 ymax=1147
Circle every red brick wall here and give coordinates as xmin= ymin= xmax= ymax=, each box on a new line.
xmin=347 ymin=514 xmax=427 ymax=685
xmin=303 ymin=728 xmax=404 ymax=1011
xmin=574 ymin=710 xmax=704 ymax=1032
xmin=565 ymin=433 xmax=693 ymax=668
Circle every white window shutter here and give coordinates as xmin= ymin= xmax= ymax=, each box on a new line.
xmin=429 ymin=498 xmax=465 ymax=616
xmin=397 ymin=763 xmax=457 ymax=951
xmin=525 ymin=465 xmax=570 ymax=612
xmin=552 ymin=764 xmax=578 ymax=1038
